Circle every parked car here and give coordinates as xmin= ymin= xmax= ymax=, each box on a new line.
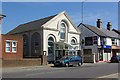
xmin=54 ymin=55 xmax=83 ymax=67
xmin=110 ymin=55 xmax=120 ymax=63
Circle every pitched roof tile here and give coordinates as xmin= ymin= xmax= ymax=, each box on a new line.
xmin=7 ymin=14 xmax=57 ymax=34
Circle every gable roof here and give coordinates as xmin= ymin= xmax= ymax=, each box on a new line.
xmin=100 ymin=29 xmax=119 ymax=38
xmin=79 ymin=23 xmax=107 ymax=37
xmin=7 ymin=14 xmax=57 ymax=34
xmin=63 ymin=12 xmax=80 ymax=33
xmin=7 ymin=11 xmax=80 ymax=35
xmin=78 ymin=23 xmax=119 ymax=39
xmin=112 ymin=29 xmax=120 ymax=35
xmin=42 ymin=11 xmax=80 ymax=34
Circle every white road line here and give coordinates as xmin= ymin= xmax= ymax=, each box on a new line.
xmin=97 ymin=73 xmax=118 ymax=78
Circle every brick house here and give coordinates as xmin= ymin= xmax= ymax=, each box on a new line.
xmin=3 ymin=11 xmax=80 ymax=66
xmin=2 ymin=34 xmax=23 ymax=67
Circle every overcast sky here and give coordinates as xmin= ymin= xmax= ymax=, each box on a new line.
xmin=2 ymin=2 xmax=118 ymax=34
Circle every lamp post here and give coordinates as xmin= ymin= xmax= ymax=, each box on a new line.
xmin=0 ymin=14 xmax=6 ymax=60
xmin=0 ymin=14 xmax=6 ymax=24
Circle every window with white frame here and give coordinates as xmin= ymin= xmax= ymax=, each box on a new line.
xmin=6 ymin=41 xmax=11 ymax=52
xmin=6 ymin=40 xmax=17 ymax=53
xmin=112 ymin=38 xmax=115 ymax=45
xmin=112 ymin=38 xmax=118 ymax=46
xmin=60 ymin=22 xmax=66 ymax=40
xmin=71 ymin=37 xmax=78 ymax=50
xmin=71 ymin=38 xmax=77 ymax=45
xmin=12 ymin=41 xmax=17 ymax=52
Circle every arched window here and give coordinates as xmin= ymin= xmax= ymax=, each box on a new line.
xmin=48 ymin=37 xmax=54 ymax=53
xmin=48 ymin=37 xmax=54 ymax=42
xmin=71 ymin=37 xmax=77 ymax=45
xmin=71 ymin=39 xmax=76 ymax=45
xmin=23 ymin=34 xmax=29 ymax=58
xmin=60 ymin=22 xmax=66 ymax=40
xmin=31 ymin=32 xmax=41 ymax=57
xmin=48 ymin=36 xmax=55 ymax=62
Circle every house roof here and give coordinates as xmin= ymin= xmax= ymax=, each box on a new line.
xmin=80 ymin=23 xmax=107 ymax=37
xmin=7 ymin=11 xmax=80 ymax=35
xmin=63 ymin=12 xmax=80 ymax=33
xmin=79 ymin=23 xmax=119 ymax=39
xmin=112 ymin=29 xmax=120 ymax=35
xmin=100 ymin=29 xmax=119 ymax=38
xmin=7 ymin=14 xmax=57 ymax=34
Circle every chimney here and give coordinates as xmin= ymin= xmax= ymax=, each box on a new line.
xmin=107 ymin=22 xmax=112 ymax=31
xmin=97 ymin=19 xmax=102 ymax=29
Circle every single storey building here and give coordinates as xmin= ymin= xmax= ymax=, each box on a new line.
xmin=2 ymin=11 xmax=81 ymax=66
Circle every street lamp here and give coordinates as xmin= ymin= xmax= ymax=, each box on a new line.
xmin=0 ymin=14 xmax=6 ymax=24
xmin=0 ymin=14 xmax=6 ymax=18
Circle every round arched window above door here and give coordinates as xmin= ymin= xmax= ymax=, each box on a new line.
xmin=71 ymin=37 xmax=77 ymax=45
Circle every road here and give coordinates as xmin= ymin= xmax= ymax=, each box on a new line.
xmin=2 ymin=63 xmax=119 ymax=79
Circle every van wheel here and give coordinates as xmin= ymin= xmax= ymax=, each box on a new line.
xmin=78 ymin=62 xmax=81 ymax=66
xmin=65 ymin=63 xmax=69 ymax=67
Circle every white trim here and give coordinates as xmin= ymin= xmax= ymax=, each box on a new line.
xmin=12 ymin=42 xmax=17 ymax=53
xmin=47 ymin=34 xmax=56 ymax=61
xmin=5 ymin=41 xmax=11 ymax=53
xmin=5 ymin=40 xmax=17 ymax=53
xmin=42 ymin=11 xmax=80 ymax=34
xmin=6 ymin=40 xmax=17 ymax=42
xmin=48 ymin=34 xmax=56 ymax=42
xmin=43 ymin=11 xmax=65 ymax=27
xmin=71 ymin=37 xmax=77 ymax=45
xmin=59 ymin=21 xmax=68 ymax=41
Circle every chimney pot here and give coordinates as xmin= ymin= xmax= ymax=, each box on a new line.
xmin=107 ymin=22 xmax=112 ymax=31
xmin=97 ymin=19 xmax=102 ymax=29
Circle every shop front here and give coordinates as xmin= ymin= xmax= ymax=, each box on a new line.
xmin=112 ymin=46 xmax=120 ymax=56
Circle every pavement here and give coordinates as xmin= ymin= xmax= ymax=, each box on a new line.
xmin=2 ymin=62 xmax=107 ymax=72
xmin=2 ymin=64 xmax=53 ymax=73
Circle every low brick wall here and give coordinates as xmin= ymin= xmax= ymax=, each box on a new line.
xmin=2 ymin=59 xmax=42 ymax=67
xmin=83 ymin=55 xmax=94 ymax=63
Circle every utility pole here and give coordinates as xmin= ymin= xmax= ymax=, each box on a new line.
xmin=81 ymin=2 xmax=83 ymax=23
xmin=81 ymin=0 xmax=87 ymax=23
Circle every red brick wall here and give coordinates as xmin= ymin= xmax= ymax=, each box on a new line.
xmin=2 ymin=34 xmax=23 ymax=60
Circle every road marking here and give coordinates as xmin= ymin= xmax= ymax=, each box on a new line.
xmin=97 ymin=73 xmax=118 ymax=78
